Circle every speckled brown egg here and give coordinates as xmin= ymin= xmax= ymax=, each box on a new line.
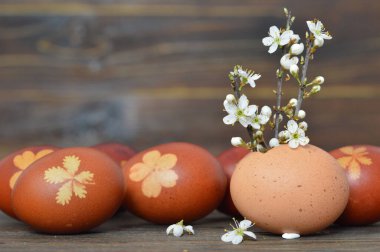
xmin=230 ymin=144 xmax=349 ymax=235
xmin=12 ymin=147 xmax=124 ymax=234
xmin=92 ymin=142 xmax=136 ymax=167
xmin=330 ymin=145 xmax=380 ymax=226
xmin=122 ymin=142 xmax=227 ymax=224
xmin=217 ymin=147 xmax=249 ymax=217
xmin=0 ymin=146 xmax=58 ymax=218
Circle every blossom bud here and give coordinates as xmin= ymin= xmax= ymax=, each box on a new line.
xmin=274 ymin=113 xmax=283 ymax=122
xmin=299 ymin=121 xmax=308 ymax=131
xmin=314 ymin=37 xmax=324 ymax=47
xmin=289 ymin=98 xmax=298 ymax=107
xmin=226 ymin=94 xmax=236 ymax=103
xmin=279 ymin=130 xmax=290 ymax=139
xmin=256 ymin=144 xmax=265 ymax=152
xmin=289 ymin=64 xmax=299 ymax=77
xmin=280 ymin=54 xmax=299 ymax=70
xmin=231 ymin=137 xmax=244 ymax=147
xmin=255 ymin=130 xmax=263 ymax=137
xmin=269 ymin=138 xmax=280 ymax=148
xmin=297 ymin=110 xmax=306 ymax=119
xmin=290 ymin=34 xmax=300 ymax=43
xmin=311 ymin=85 xmax=321 ymax=94
xmin=313 ymin=76 xmax=325 ymax=85
xmin=290 ymin=43 xmax=304 ymax=55
xmin=261 ymin=106 xmax=272 ymax=116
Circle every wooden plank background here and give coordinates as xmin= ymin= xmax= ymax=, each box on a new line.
xmin=0 ymin=0 xmax=379 ymax=157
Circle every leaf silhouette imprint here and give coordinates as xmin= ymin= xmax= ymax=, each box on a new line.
xmin=337 ymin=146 xmax=373 ymax=180
xmin=10 ymin=149 xmax=54 ymax=189
xmin=44 ymin=155 xmax=95 ymax=206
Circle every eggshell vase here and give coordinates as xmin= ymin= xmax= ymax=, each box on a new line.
xmin=230 ymin=144 xmax=349 ymax=235
xmin=93 ymin=142 xmax=136 ymax=167
xmin=0 ymin=146 xmax=58 ymax=218
xmin=217 ymin=147 xmax=250 ymax=217
xmin=123 ymin=142 xmax=227 ymax=224
xmin=330 ymin=145 xmax=380 ymax=225
xmin=12 ymin=147 xmax=125 ymax=234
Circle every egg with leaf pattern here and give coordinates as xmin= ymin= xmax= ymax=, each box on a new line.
xmin=0 ymin=146 xmax=58 ymax=218
xmin=12 ymin=147 xmax=124 ymax=234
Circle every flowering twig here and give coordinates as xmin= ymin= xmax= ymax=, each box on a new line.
xmin=274 ymin=9 xmax=294 ymax=138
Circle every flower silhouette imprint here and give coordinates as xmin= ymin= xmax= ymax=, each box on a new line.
xmin=44 ymin=155 xmax=95 ymax=206
xmin=10 ymin=149 xmax=54 ymax=189
xmin=129 ymin=150 xmax=178 ymax=198
xmin=337 ymin=146 xmax=373 ymax=180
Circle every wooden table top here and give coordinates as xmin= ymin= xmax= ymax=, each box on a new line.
xmin=1 ymin=211 xmax=380 ymax=251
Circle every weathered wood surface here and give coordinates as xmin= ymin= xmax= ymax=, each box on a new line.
xmin=1 ymin=211 xmax=380 ymax=251
xmin=0 ymin=0 xmax=379 ymax=157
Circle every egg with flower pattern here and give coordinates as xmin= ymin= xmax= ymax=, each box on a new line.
xmin=0 ymin=146 xmax=58 ymax=218
xmin=330 ymin=145 xmax=380 ymax=225
xmin=12 ymin=147 xmax=124 ymax=234
xmin=122 ymin=142 xmax=227 ymax=224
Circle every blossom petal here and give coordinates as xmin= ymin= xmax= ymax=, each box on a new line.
xmin=238 ymin=95 xmax=249 ymax=110
xmin=173 ymin=225 xmax=184 ymax=237
xmin=321 ymin=33 xmax=332 ymax=40
xmin=306 ymin=21 xmax=315 ymax=32
xmin=244 ymin=105 xmax=258 ymax=116
xmin=184 ymin=225 xmax=194 ymax=235
xmin=244 ymin=231 xmax=257 ymax=239
xmin=157 ymin=170 xmax=178 ymax=188
xmin=315 ymin=21 xmax=323 ymax=31
xmin=129 ymin=163 xmax=152 ymax=182
xmin=288 ymin=139 xmax=299 ymax=149
xmin=262 ymin=36 xmax=274 ymax=46
xmin=251 ymin=122 xmax=261 ymax=130
xmin=224 ymin=100 xmax=238 ymax=114
xmin=238 ymin=116 xmax=251 ymax=128
xmin=280 ymin=30 xmax=293 ymax=45
xmin=239 ymin=220 xmax=253 ymax=229
xmin=269 ymin=26 xmax=280 ymax=37
xmin=156 ymin=154 xmax=177 ymax=170
xmin=221 ymin=231 xmax=235 ymax=242
xmin=258 ymin=114 xmax=269 ymax=125
xmin=223 ymin=114 xmax=237 ymax=125
xmin=141 ymin=173 xmax=162 ymax=198
xmin=166 ymin=224 xmax=175 ymax=235
xmin=282 ymin=233 xmax=300 ymax=239
xmin=299 ymin=136 xmax=310 ymax=146
xmin=232 ymin=235 xmax=243 ymax=245
xmin=268 ymin=43 xmax=278 ymax=54
xmin=142 ymin=150 xmax=161 ymax=167
xmin=287 ymin=120 xmax=298 ymax=134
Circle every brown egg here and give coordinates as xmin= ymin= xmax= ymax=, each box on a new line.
xmin=330 ymin=145 xmax=380 ymax=225
xmin=12 ymin=147 xmax=124 ymax=234
xmin=217 ymin=147 xmax=250 ymax=217
xmin=231 ymin=144 xmax=349 ymax=235
xmin=123 ymin=142 xmax=227 ymax=224
xmin=92 ymin=142 xmax=136 ymax=167
xmin=0 ymin=146 xmax=58 ymax=218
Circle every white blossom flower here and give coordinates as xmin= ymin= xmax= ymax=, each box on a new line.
xmin=280 ymin=53 xmax=299 ymax=70
xmin=290 ymin=43 xmax=304 ymax=55
xmin=281 ymin=120 xmax=310 ymax=148
xmin=251 ymin=106 xmax=272 ymax=130
xmin=235 ymin=68 xmax=261 ymax=88
xmin=282 ymin=233 xmax=300 ymax=239
xmin=289 ymin=64 xmax=299 ymax=76
xmin=231 ymin=137 xmax=244 ymax=147
xmin=223 ymin=95 xmax=257 ymax=128
xmin=269 ymin=138 xmax=280 ymax=148
xmin=297 ymin=110 xmax=306 ymax=119
xmin=307 ymin=20 xmax=332 ymax=45
xmin=166 ymin=220 xmax=194 ymax=237
xmin=221 ymin=219 xmax=256 ymax=245
xmin=262 ymin=26 xmax=294 ymax=54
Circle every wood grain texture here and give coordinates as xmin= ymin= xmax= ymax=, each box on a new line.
xmin=1 ymin=211 xmax=380 ymax=251
xmin=0 ymin=0 xmax=379 ymax=157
